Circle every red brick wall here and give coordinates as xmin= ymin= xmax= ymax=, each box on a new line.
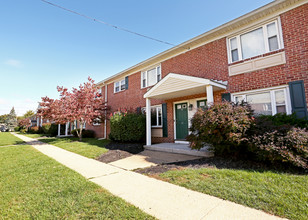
xmin=94 ymin=4 xmax=308 ymax=142
xmin=228 ymin=4 xmax=308 ymax=98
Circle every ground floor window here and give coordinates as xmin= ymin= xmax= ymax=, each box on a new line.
xmin=233 ymin=87 xmax=290 ymax=115
xmin=142 ymin=105 xmax=162 ymax=127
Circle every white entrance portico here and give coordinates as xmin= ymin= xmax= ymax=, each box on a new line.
xmin=143 ymin=73 xmax=227 ymax=146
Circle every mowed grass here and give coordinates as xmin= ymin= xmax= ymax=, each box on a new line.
xmin=0 ymin=145 xmax=154 ymax=219
xmin=19 ymin=133 xmax=49 ymax=138
xmin=38 ymin=137 xmax=109 ymax=159
xmin=0 ymin=132 xmax=24 ymax=146
xmin=158 ymin=168 xmax=308 ymax=220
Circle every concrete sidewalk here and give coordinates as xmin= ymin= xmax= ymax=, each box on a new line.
xmin=12 ymin=133 xmax=284 ymax=220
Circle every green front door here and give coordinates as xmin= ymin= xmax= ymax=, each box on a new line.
xmin=175 ymin=103 xmax=188 ymax=140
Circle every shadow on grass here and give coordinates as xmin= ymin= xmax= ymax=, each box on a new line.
xmin=38 ymin=137 xmax=110 ymax=149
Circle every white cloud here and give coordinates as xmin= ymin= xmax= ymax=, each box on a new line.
xmin=4 ymin=59 xmax=22 ymax=67
xmin=0 ymin=98 xmax=38 ymax=116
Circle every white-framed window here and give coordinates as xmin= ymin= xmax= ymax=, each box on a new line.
xmin=232 ymin=87 xmax=291 ymax=116
xmin=83 ymin=122 xmax=86 ymax=129
xmin=93 ymin=118 xmax=101 ymax=126
xmin=142 ymin=105 xmax=162 ymax=127
xmin=114 ymin=79 xmax=126 ymax=93
xmin=228 ymin=19 xmax=283 ymax=63
xmin=141 ymin=65 xmax=161 ymax=88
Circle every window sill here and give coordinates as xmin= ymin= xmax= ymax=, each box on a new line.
xmin=114 ymin=90 xmax=126 ymax=94
xmin=228 ymin=50 xmax=286 ymax=76
xmin=151 ymin=126 xmax=162 ymax=129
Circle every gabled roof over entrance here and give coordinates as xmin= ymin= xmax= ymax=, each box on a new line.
xmin=143 ymin=73 xmax=227 ymax=100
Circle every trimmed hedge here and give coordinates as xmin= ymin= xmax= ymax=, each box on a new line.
xmin=71 ymin=129 xmax=95 ymax=138
xmin=109 ymin=112 xmax=146 ymax=143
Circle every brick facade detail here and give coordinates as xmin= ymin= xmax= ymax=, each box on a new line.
xmin=89 ymin=4 xmax=308 ymax=142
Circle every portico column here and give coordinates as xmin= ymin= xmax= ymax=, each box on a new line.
xmin=146 ymin=98 xmax=152 ymax=146
xmin=206 ymin=85 xmax=214 ymax=106
xmin=65 ymin=122 xmax=68 ymax=136
xmin=58 ymin=124 xmax=61 ymax=136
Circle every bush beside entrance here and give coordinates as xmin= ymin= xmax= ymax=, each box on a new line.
xmin=187 ymin=102 xmax=308 ymax=169
xmin=109 ymin=111 xmax=146 ymax=143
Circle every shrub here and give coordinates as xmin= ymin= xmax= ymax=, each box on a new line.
xmin=71 ymin=129 xmax=95 ymax=138
xmin=49 ymin=124 xmax=58 ymax=137
xmin=250 ymin=126 xmax=308 ymax=169
xmin=109 ymin=111 xmax=146 ymax=142
xmin=187 ymin=102 xmax=254 ymax=155
xmin=14 ymin=126 xmax=20 ymax=132
xmin=257 ymin=113 xmax=308 ymax=129
xmin=42 ymin=123 xmax=52 ymax=134
xmin=29 ymin=126 xmax=39 ymax=134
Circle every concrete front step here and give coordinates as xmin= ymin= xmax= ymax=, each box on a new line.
xmin=144 ymin=143 xmax=214 ymax=157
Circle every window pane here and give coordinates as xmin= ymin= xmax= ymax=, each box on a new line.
xmin=275 ymin=90 xmax=285 ymax=105
xmin=230 ymin=38 xmax=237 ymax=50
xmin=147 ymin=68 xmax=157 ymax=86
xmin=247 ymin=92 xmax=272 ymax=115
xmin=120 ymin=80 xmax=125 ymax=90
xmin=231 ymin=49 xmax=239 ymax=62
xmin=235 ymin=96 xmax=244 ymax=103
xmin=115 ymin=82 xmax=119 ymax=92
xmin=241 ymin=27 xmax=265 ymax=59
xmin=157 ymin=107 xmax=162 ymax=126
xmin=267 ymin=23 xmax=277 ymax=37
xmin=151 ymin=108 xmax=157 ymax=126
xmin=141 ymin=72 xmax=146 ymax=87
xmin=268 ymin=36 xmax=279 ymax=51
xmin=157 ymin=66 xmax=161 ymax=82
xmin=276 ymin=105 xmax=286 ymax=113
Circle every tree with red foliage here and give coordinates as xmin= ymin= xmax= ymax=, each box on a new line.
xmin=18 ymin=118 xmax=31 ymax=130
xmin=38 ymin=77 xmax=108 ymax=141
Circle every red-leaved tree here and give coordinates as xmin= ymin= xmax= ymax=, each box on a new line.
xmin=38 ymin=77 xmax=108 ymax=141
xmin=18 ymin=118 xmax=31 ymax=130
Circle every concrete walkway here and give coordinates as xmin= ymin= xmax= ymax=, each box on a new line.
xmin=12 ymin=133 xmax=284 ymax=220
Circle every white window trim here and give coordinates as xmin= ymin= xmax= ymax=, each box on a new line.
xmin=142 ymin=105 xmax=163 ymax=128
xmin=93 ymin=118 xmax=101 ymax=126
xmin=231 ymin=85 xmax=291 ymax=115
xmin=227 ymin=18 xmax=284 ymax=64
xmin=141 ymin=65 xmax=161 ymax=88
xmin=114 ymin=79 xmax=126 ymax=93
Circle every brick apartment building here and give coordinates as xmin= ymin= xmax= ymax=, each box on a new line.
xmin=85 ymin=0 xmax=307 ymax=146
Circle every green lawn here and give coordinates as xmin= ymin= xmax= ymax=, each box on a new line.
xmin=157 ymin=168 xmax=307 ymax=220
xmin=18 ymin=133 xmax=49 ymax=138
xmin=0 ymin=145 xmax=154 ymax=219
xmin=38 ymin=137 xmax=109 ymax=159
xmin=0 ymin=132 xmax=24 ymax=146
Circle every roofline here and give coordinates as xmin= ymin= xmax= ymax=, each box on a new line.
xmin=97 ymin=0 xmax=306 ymax=86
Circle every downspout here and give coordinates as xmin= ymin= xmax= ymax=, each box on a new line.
xmin=104 ymin=83 xmax=107 ymax=139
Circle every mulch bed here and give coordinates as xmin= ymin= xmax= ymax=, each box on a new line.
xmin=135 ymin=156 xmax=307 ymax=175
xmin=96 ymin=142 xmax=144 ymax=163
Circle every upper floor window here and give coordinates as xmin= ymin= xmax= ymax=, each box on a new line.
xmin=141 ymin=65 xmax=161 ymax=88
xmin=114 ymin=79 xmax=126 ymax=93
xmin=228 ymin=19 xmax=283 ymax=63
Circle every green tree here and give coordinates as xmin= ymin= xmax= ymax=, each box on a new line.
xmin=0 ymin=114 xmax=9 ymax=123
xmin=6 ymin=107 xmax=18 ymax=131
xmin=23 ymin=110 xmax=35 ymax=118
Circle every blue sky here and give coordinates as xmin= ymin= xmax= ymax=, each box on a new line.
xmin=0 ymin=0 xmax=273 ymax=116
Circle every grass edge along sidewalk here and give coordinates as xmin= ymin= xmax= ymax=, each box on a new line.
xmin=0 ymin=144 xmax=154 ymax=219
